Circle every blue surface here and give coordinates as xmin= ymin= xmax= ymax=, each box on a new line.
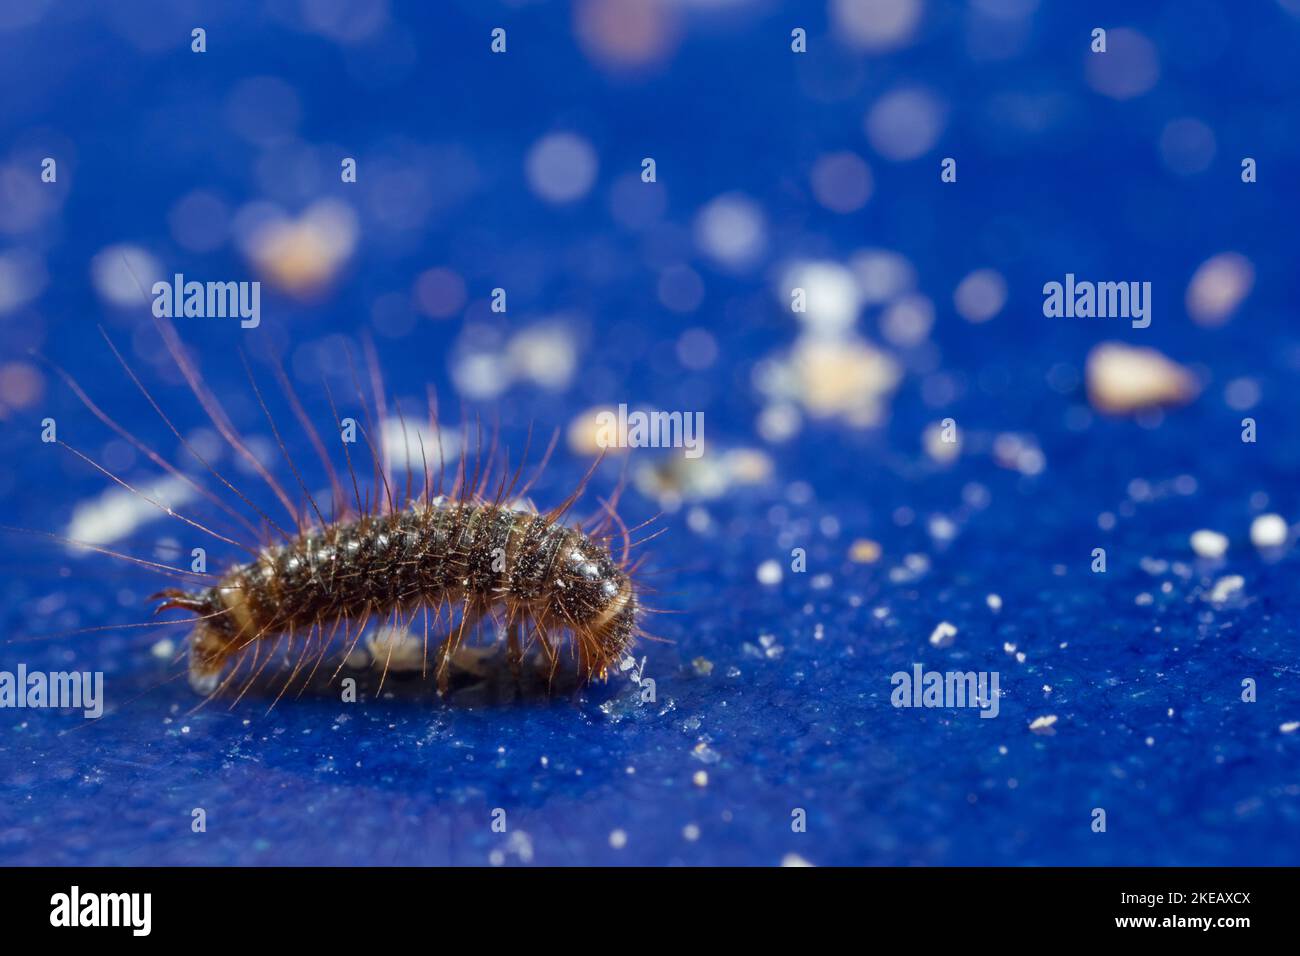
xmin=2 ymin=0 xmax=1300 ymax=865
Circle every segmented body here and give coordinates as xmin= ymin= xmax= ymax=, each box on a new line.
xmin=183 ymin=497 xmax=638 ymax=694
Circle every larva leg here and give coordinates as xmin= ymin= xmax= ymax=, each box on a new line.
xmin=506 ymin=619 xmax=523 ymax=684
xmin=532 ymin=622 xmax=561 ymax=691
xmin=271 ymin=620 xmax=319 ymax=709
xmin=435 ymin=605 xmax=482 ymax=696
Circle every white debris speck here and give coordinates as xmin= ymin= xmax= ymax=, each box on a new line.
xmin=682 ymin=824 xmax=701 ymax=842
xmin=608 ymin=829 xmax=628 ymax=849
xmin=1250 ymin=513 xmax=1288 ymax=549
xmin=928 ymin=621 xmax=958 ymax=648
xmin=756 ymin=560 xmax=783 ymax=586
xmin=782 ymin=260 xmax=862 ymax=338
xmin=1029 ymin=714 xmax=1058 ymax=733
xmin=692 ymin=770 xmax=709 ymax=787
xmin=691 ymin=741 xmax=722 ymax=764
xmin=366 ymin=623 xmax=427 ymax=674
xmin=150 ymin=638 xmax=176 ymax=660
xmin=986 ymin=593 xmax=1002 ymax=612
xmin=1281 ymin=722 xmax=1300 ymax=734
xmin=1190 ymin=529 xmax=1229 ymax=559
xmin=781 ymin=852 xmax=815 ymax=867
xmin=927 ymin=514 xmax=957 ymax=543
xmin=65 ymin=476 xmax=196 ymax=550
xmin=1206 ymin=575 xmax=1244 ymax=605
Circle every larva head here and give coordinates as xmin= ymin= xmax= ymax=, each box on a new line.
xmin=180 ymin=584 xmax=248 ymax=695
xmin=554 ymin=533 xmax=638 ymax=676
xmin=153 ymin=587 xmax=239 ymax=695
xmin=187 ymin=622 xmax=232 ymax=695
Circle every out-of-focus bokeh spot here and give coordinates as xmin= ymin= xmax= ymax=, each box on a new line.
xmin=831 ymin=0 xmax=924 ymax=52
xmin=90 ymin=244 xmax=163 ymax=309
xmin=864 ymin=87 xmax=948 ymax=161
xmin=810 ymin=151 xmax=874 ymax=213
xmin=1085 ymin=27 xmax=1160 ymax=100
xmin=526 ymin=132 xmax=599 ymax=205
xmin=953 ymin=269 xmax=1007 ymax=323
xmin=239 ymin=200 xmax=358 ymax=297
xmin=694 ymin=193 xmax=766 ymax=270
xmin=1185 ymin=251 xmax=1254 ymax=327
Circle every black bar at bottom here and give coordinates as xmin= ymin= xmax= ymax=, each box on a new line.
xmin=0 ymin=866 xmax=1288 ymax=940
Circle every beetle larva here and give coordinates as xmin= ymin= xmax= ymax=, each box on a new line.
xmin=158 ymin=491 xmax=641 ymax=697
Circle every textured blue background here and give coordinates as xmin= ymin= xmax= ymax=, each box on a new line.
xmin=1 ymin=0 xmax=1299 ymax=865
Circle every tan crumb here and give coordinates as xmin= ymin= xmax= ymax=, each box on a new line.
xmin=566 ymin=405 xmax=622 ymax=457
xmin=1086 ymin=342 xmax=1198 ymax=414
xmin=848 ymin=538 xmax=881 ymax=563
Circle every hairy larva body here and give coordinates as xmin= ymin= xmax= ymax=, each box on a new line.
xmin=20 ymin=315 xmax=658 ymax=706
xmin=172 ymin=495 xmax=638 ymax=695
